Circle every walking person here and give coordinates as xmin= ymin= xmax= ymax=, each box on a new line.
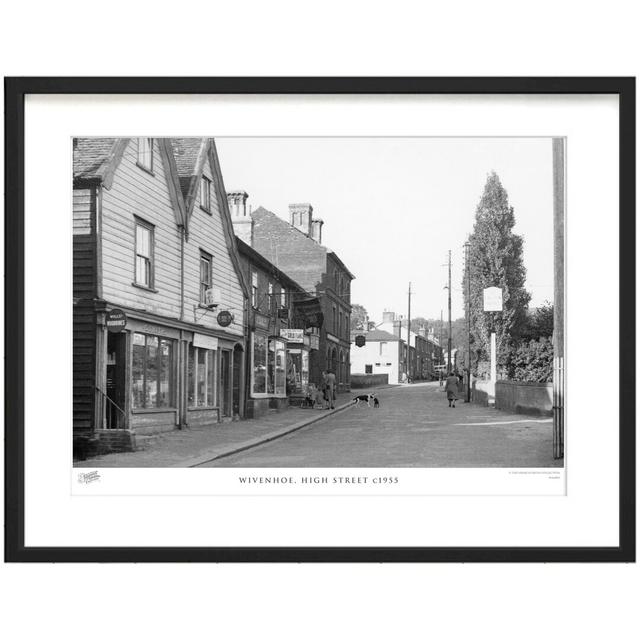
xmin=324 ymin=369 xmax=336 ymax=410
xmin=445 ymin=371 xmax=459 ymax=408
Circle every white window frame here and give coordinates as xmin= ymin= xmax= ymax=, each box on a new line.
xmin=137 ymin=137 xmax=153 ymax=171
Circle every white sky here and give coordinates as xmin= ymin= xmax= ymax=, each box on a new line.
xmin=216 ymin=137 xmax=554 ymax=322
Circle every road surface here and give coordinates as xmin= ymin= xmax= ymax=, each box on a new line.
xmin=201 ymin=382 xmax=561 ymax=467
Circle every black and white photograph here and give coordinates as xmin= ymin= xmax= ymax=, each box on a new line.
xmin=72 ymin=135 xmax=565 ymax=472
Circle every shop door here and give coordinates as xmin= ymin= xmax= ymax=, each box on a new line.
xmin=220 ymin=350 xmax=231 ymax=417
xmin=106 ymin=332 xmax=127 ymax=428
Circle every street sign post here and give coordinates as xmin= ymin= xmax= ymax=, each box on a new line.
xmin=483 ymin=287 xmax=503 ymax=405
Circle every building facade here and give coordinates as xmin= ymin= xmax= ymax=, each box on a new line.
xmin=235 ymin=232 xmax=322 ymax=417
xmin=350 ymin=329 xmax=404 ymax=384
xmin=73 ymin=137 xmax=249 ymax=456
xmin=235 ymin=200 xmax=355 ymax=393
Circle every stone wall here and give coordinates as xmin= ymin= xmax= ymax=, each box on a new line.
xmin=495 ymin=380 xmax=553 ymax=416
xmin=350 ymin=373 xmax=389 ymax=388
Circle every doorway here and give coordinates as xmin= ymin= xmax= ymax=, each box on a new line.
xmin=232 ymin=345 xmax=243 ymax=417
xmin=220 ymin=349 xmax=231 ymax=418
xmin=106 ymin=332 xmax=127 ymax=428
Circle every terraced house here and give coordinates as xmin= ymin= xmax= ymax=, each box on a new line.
xmin=73 ymin=137 xmax=248 ymax=456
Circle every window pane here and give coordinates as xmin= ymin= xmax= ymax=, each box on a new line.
xmin=267 ymin=338 xmax=275 ymax=393
xmin=132 ymin=334 xmax=146 ymax=408
xmin=158 ymin=339 xmax=172 ymax=408
xmin=275 ymin=340 xmax=286 ymax=395
xmin=146 ymin=336 xmax=158 ymax=407
xmin=207 ymin=350 xmax=216 ymax=406
xmin=188 ymin=344 xmax=196 ymax=407
xmin=197 ymin=348 xmax=207 ymax=406
xmin=137 ymin=225 xmax=150 ymax=258
xmin=252 ymin=334 xmax=267 ymax=394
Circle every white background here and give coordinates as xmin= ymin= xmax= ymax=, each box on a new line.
xmin=1 ymin=2 xmax=638 ymax=639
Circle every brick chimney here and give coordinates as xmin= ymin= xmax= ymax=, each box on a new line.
xmin=289 ymin=203 xmax=313 ymax=236
xmin=228 ymin=190 xmax=253 ymax=246
xmin=310 ymin=217 xmax=324 ymax=243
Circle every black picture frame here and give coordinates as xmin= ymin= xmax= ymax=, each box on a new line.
xmin=4 ymin=77 xmax=635 ymax=563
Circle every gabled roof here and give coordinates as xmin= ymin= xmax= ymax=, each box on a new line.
xmin=170 ymin=138 xmax=209 ymax=228
xmin=73 ymin=137 xmax=130 ymax=188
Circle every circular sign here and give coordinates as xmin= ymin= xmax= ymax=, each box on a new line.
xmin=106 ymin=309 xmax=127 ymax=333
xmin=355 ymin=334 xmax=366 ymax=348
xmin=217 ymin=310 xmax=234 ymax=327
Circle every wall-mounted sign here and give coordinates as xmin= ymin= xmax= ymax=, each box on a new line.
xmin=355 ymin=334 xmax=366 ymax=348
xmin=217 ymin=310 xmax=234 ymax=327
xmin=483 ymin=286 xmax=503 ymax=312
xmin=254 ymin=313 xmax=270 ymax=331
xmin=309 ymin=334 xmax=320 ymax=350
xmin=106 ymin=309 xmax=127 ymax=333
xmin=280 ymin=328 xmax=304 ymax=343
xmin=193 ymin=333 xmax=219 ymax=350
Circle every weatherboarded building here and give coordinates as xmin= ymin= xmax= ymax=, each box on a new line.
xmin=73 ymin=137 xmax=248 ymax=457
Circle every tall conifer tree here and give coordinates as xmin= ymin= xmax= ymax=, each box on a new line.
xmin=463 ymin=172 xmax=531 ymax=373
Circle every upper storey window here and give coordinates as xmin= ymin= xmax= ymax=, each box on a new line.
xmin=200 ymin=175 xmax=212 ymax=212
xmin=137 ymin=138 xmax=154 ymax=172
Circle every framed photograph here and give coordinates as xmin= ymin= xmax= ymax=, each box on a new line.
xmin=5 ymin=77 xmax=635 ymax=562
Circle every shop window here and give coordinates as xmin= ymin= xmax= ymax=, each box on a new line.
xmin=365 ymin=364 xmax=373 ymax=374
xmin=134 ymin=219 xmax=154 ymax=288
xmin=200 ymin=251 xmax=212 ymax=304
xmin=188 ymin=345 xmax=216 ymax=407
xmin=252 ymin=333 xmax=267 ymax=394
xmin=252 ymin=334 xmax=286 ymax=396
xmin=132 ymin=333 xmax=174 ymax=409
xmin=137 ymin=138 xmax=153 ymax=172
xmin=200 ymin=175 xmax=212 ymax=212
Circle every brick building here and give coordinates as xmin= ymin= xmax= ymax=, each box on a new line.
xmin=230 ymin=197 xmax=355 ymax=393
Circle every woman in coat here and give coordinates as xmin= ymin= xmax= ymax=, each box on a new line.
xmin=444 ymin=372 xmax=459 ymax=408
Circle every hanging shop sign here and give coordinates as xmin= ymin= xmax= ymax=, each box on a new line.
xmin=355 ymin=334 xmax=366 ymax=348
xmin=106 ymin=309 xmax=127 ymax=333
xmin=217 ymin=310 xmax=234 ymax=327
xmin=280 ymin=328 xmax=304 ymax=343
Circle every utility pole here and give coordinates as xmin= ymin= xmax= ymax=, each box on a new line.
xmin=439 ymin=309 xmax=443 ymax=385
xmin=464 ymin=241 xmax=471 ymax=402
xmin=447 ymin=249 xmax=452 ymax=374
xmin=407 ymin=281 xmax=412 ymax=382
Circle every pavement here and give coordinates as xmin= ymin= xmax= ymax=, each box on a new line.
xmin=74 ymin=392 xmax=358 ymax=468
xmin=76 ymin=382 xmax=562 ymax=468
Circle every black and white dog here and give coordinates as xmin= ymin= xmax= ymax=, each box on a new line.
xmin=353 ymin=393 xmax=380 ymax=408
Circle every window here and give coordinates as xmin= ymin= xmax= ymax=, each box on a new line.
xmin=188 ymin=345 xmax=216 ymax=407
xmin=332 ymin=305 xmax=337 ymax=335
xmin=135 ymin=219 xmax=154 ymax=288
xmin=137 ymin=138 xmax=153 ymax=171
xmin=200 ymin=175 xmax=212 ymax=212
xmin=251 ymin=271 xmax=258 ymax=308
xmin=252 ymin=334 xmax=286 ymax=396
xmin=252 ymin=333 xmax=267 ymax=394
xmin=280 ymin=288 xmax=287 ymax=308
xmin=200 ymin=251 xmax=212 ymax=304
xmin=132 ymin=333 xmax=174 ymax=409
xmin=268 ymin=282 xmax=274 ymax=312
xmin=339 ymin=311 xmax=343 ymax=337
xmin=365 ymin=365 xmax=373 ymax=374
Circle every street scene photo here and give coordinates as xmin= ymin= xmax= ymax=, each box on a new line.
xmin=73 ymin=137 xmax=564 ymax=469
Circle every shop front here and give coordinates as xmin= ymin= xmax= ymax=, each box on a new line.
xmin=95 ymin=308 xmax=244 ymax=448
xmin=246 ymin=312 xmax=287 ymax=418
